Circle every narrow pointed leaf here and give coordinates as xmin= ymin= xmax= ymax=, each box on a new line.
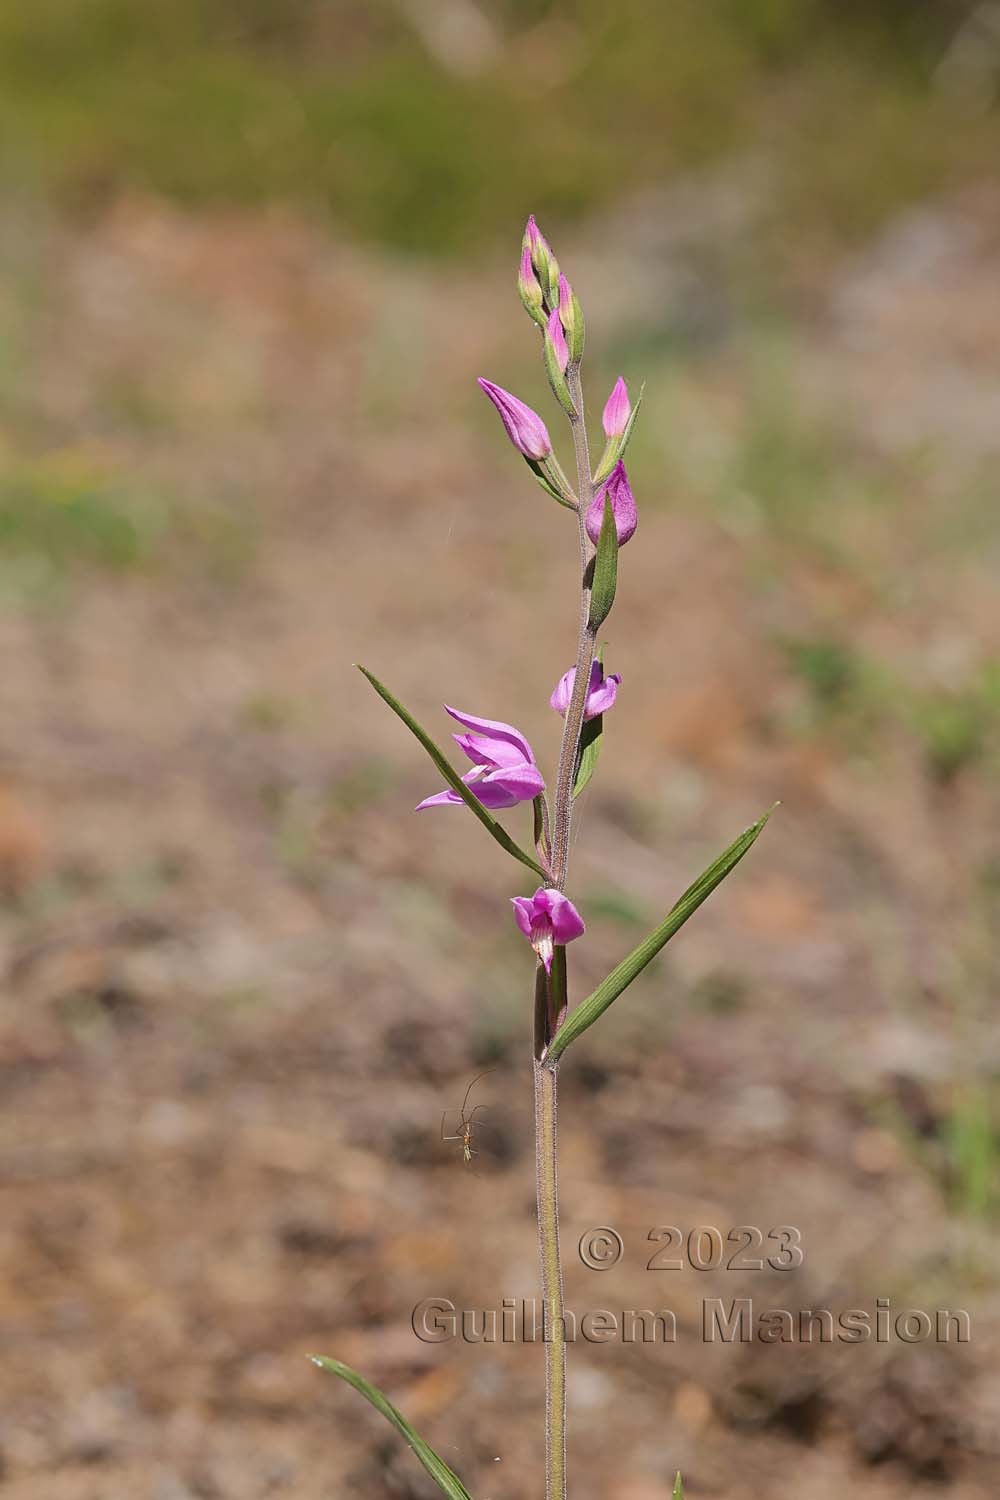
xmin=311 ymin=1357 xmax=475 ymax=1500
xmin=545 ymin=807 xmax=776 ymax=1063
xmin=593 ymin=382 xmax=645 ymax=485
xmin=572 ymin=712 xmax=603 ymax=798
xmin=572 ymin=646 xmax=606 ymax=799
xmin=673 ymin=1473 xmax=684 ymax=1500
xmin=588 ymin=496 xmax=619 ymax=631
xmin=357 ymin=666 xmax=547 ymax=879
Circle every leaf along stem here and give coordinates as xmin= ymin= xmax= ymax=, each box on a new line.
xmin=357 ymin=665 xmax=549 ymax=881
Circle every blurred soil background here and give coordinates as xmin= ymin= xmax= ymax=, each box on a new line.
xmin=0 ymin=2 xmax=999 ymax=1497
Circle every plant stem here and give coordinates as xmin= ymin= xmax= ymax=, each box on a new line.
xmin=534 ymin=1057 xmax=565 ymax=1500
xmin=534 ymin=358 xmax=595 ymax=1500
xmin=550 ymin=362 xmax=597 ymax=891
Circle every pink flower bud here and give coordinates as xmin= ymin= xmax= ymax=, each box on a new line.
xmin=523 ymin=215 xmax=560 ymax=308
xmin=518 ymin=244 xmax=545 ymax=325
xmin=477 ymin=378 xmax=552 ymax=462
xmin=585 ymin=460 xmax=637 ymax=547
xmin=602 ymin=377 xmax=630 ymax=439
xmin=546 ymin=307 xmax=569 ymax=375
xmin=557 ymin=275 xmax=574 ymax=331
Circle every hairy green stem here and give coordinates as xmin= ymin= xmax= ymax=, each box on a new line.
xmin=534 ymin=358 xmax=596 ymax=1500
xmin=534 ymin=1058 xmax=565 ymax=1500
xmin=550 ymin=362 xmax=597 ymax=890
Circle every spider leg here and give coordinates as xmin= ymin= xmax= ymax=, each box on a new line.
xmin=459 ymin=1069 xmax=496 ymax=1119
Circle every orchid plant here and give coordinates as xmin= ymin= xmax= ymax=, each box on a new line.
xmin=313 ymin=217 xmax=774 ymax=1500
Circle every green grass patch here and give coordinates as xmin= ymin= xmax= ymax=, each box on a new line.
xmin=0 ymin=1 xmax=992 ymax=257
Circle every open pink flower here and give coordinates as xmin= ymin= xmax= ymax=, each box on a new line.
xmin=416 ymin=707 xmax=545 ymax=811
xmin=550 ymin=660 xmax=621 ymax=721
xmin=478 ymin=379 xmax=552 ymax=462
xmin=585 ymin=460 xmax=637 ymax=547
xmin=511 ymin=887 xmax=585 ymax=973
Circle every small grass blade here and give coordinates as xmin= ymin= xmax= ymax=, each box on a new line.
xmin=312 ymin=1356 xmax=475 ymax=1500
xmin=545 ymin=806 xmax=776 ymax=1062
xmin=673 ymin=1472 xmax=684 ymax=1499
xmin=357 ymin=665 xmax=547 ymax=880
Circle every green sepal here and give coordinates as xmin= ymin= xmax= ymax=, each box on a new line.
xmin=593 ymin=382 xmax=645 ymax=486
xmin=543 ymin=334 xmax=576 ymax=418
xmin=545 ymin=806 xmax=776 ymax=1062
xmin=524 ymin=456 xmax=576 ymax=510
xmin=311 ymin=1357 xmax=475 ymax=1500
xmin=357 ymin=666 xmax=547 ymax=880
xmin=541 ymin=254 xmax=561 ymax=311
xmin=568 ymin=292 xmax=585 ymax=365
xmin=587 ymin=495 xmax=619 ymax=631
xmin=518 ymin=283 xmax=547 ymax=329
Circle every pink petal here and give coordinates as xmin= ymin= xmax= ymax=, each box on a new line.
xmin=549 ymin=668 xmax=575 ymax=716
xmin=415 ymin=788 xmax=463 ymax=811
xmin=444 ymin=706 xmax=535 ymax=763
xmin=541 ymin=889 xmax=586 ymax=945
xmin=452 ymin=731 xmax=528 ymax=770
xmin=584 ymin=672 xmax=621 ymax=719
xmin=510 ymin=896 xmax=535 ymax=940
xmin=479 ymin=763 xmax=546 ymax=802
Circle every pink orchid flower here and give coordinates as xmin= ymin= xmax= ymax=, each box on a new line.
xmin=416 ymin=707 xmax=545 ymax=811
xmin=511 ymin=887 xmax=586 ymax=973
xmin=550 ymin=660 xmax=622 ymax=721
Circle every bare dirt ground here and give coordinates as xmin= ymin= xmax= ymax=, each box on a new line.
xmin=0 ymin=182 xmax=998 ymax=1498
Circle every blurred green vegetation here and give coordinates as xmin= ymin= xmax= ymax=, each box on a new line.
xmin=0 ymin=445 xmax=254 ymax=603
xmin=0 ymin=0 xmax=993 ymax=255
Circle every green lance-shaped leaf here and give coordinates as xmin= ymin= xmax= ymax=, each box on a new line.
xmin=312 ymin=1357 xmax=475 ymax=1500
xmin=545 ymin=806 xmax=776 ymax=1063
xmin=572 ymin=645 xmax=608 ymax=800
xmin=593 ymin=382 xmax=645 ymax=486
xmin=573 ymin=712 xmax=603 ymax=798
xmin=357 ymin=666 xmax=548 ymax=880
xmin=673 ymin=1472 xmax=684 ymax=1500
xmin=588 ymin=495 xmax=619 ymax=631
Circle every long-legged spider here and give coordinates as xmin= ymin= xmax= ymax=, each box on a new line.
xmin=441 ymin=1070 xmax=495 ymax=1165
